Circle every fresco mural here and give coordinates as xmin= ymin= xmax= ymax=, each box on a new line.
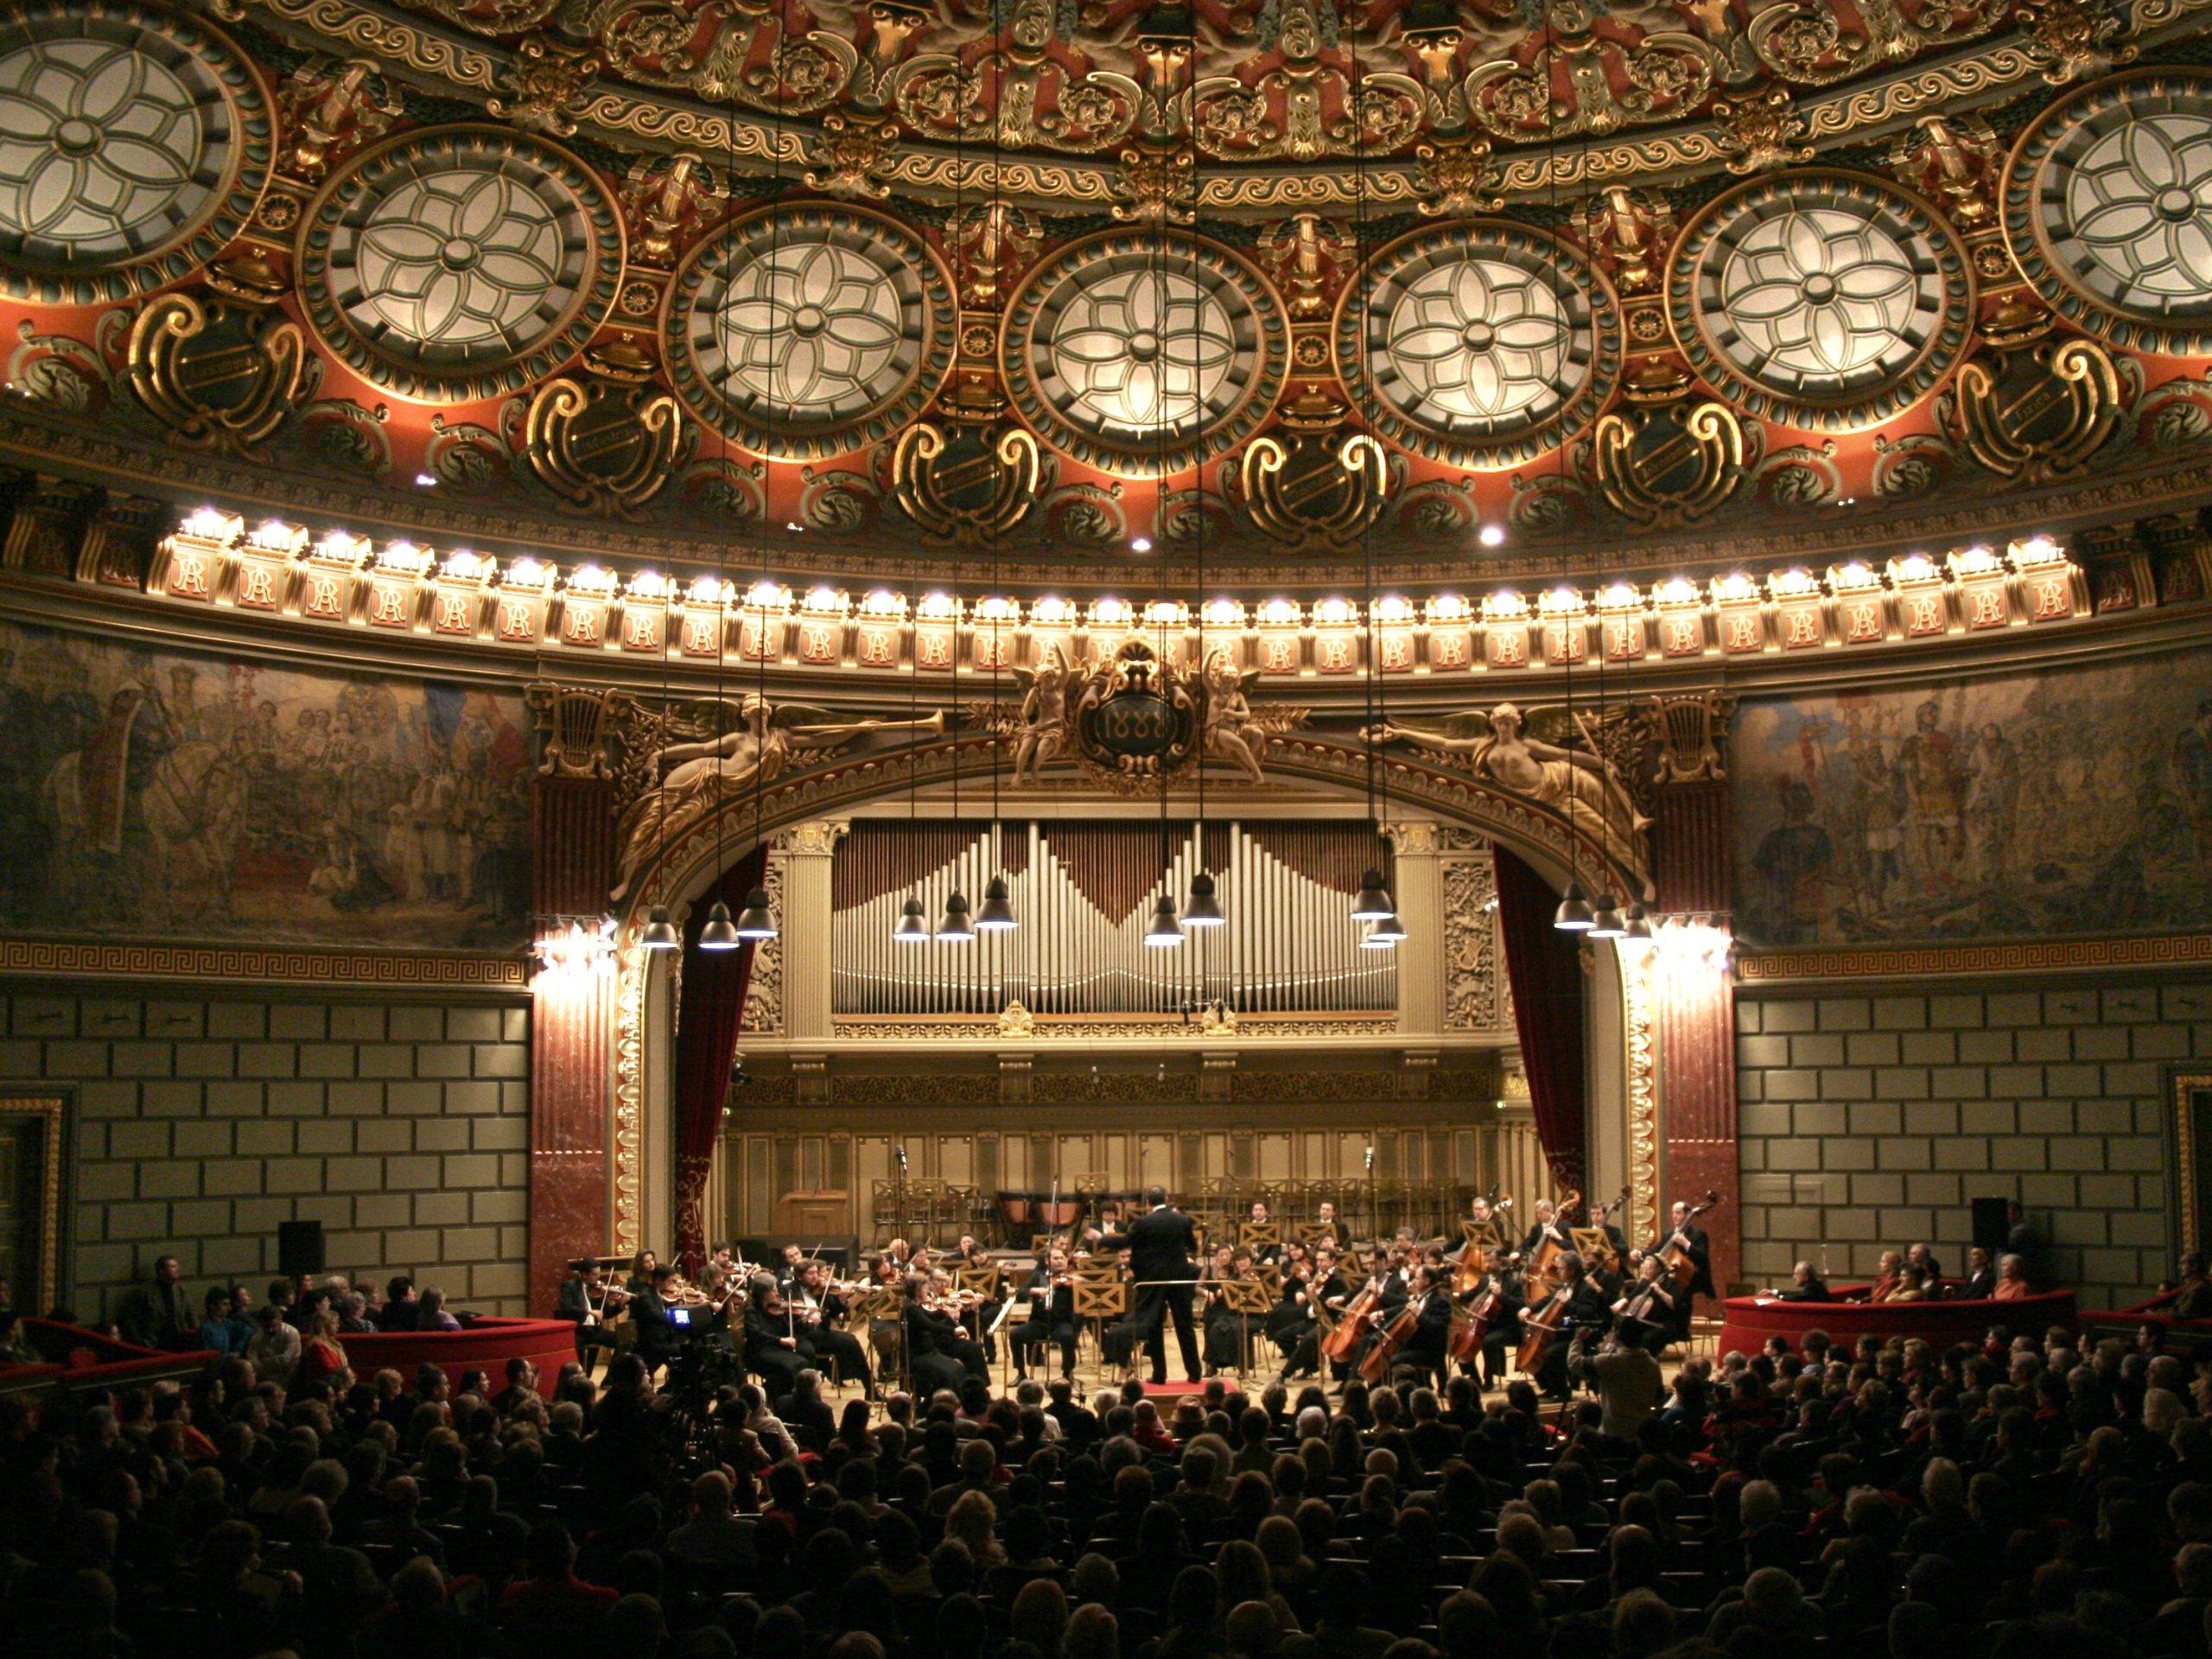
xmin=1733 ymin=650 xmax=2212 ymax=947
xmin=0 ymin=621 xmax=530 ymax=948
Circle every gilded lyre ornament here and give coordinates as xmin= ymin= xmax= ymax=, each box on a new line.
xmin=525 ymin=682 xmax=617 ymax=779
xmin=487 ymin=35 xmax=602 ymax=137
xmin=1236 ymin=390 xmax=1388 ymax=549
xmin=1259 ymin=214 xmax=1345 ymax=320
xmin=890 ymin=418 xmax=1043 ymax=547
xmin=620 ymin=151 xmax=722 ymax=269
xmin=1942 ymin=305 xmax=2123 ymax=482
xmin=1645 ymin=691 xmax=1736 ymax=784
xmin=1590 ymin=371 xmax=1747 ymax=528
xmin=277 ymin=59 xmax=402 ymax=182
xmin=521 ymin=368 xmax=683 ymax=517
xmin=1886 ymin=113 xmax=2001 ymax=231
xmin=127 ymin=292 xmax=307 ymax=454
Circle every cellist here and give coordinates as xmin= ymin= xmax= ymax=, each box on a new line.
xmin=1518 ymin=1250 xmax=1611 ymax=1402
xmin=1273 ymin=1244 xmax=1345 ymax=1383
xmin=1386 ymin=1264 xmax=1454 ymax=1389
xmin=1336 ymin=1245 xmax=1408 ymax=1382
xmin=1454 ymin=1245 xmax=1523 ymax=1391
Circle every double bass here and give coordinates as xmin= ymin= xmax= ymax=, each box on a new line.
xmin=1656 ymin=1191 xmax=1723 ymax=1288
xmin=1526 ymin=1188 xmax=1582 ymax=1279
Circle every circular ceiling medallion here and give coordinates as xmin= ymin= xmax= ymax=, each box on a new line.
xmin=1001 ymin=231 xmax=1287 ymax=478
xmin=299 ymin=125 xmax=622 ymax=402
xmin=2004 ymin=69 xmax=2212 ymax=356
xmin=0 ymin=0 xmax=270 ymax=303
xmin=1335 ymin=222 xmax=1621 ymax=469
xmin=664 ymin=203 xmax=953 ymax=461
xmin=1667 ymin=170 xmax=1972 ymax=431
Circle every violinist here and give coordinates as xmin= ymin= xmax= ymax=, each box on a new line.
xmin=689 ymin=1265 xmax=741 ymax=1353
xmin=742 ymin=1274 xmax=805 ymax=1395
xmin=1312 ymin=1199 xmax=1340 ymax=1249
xmin=905 ymin=1270 xmax=987 ymax=1393
xmin=957 ymin=1240 xmax=1006 ymax=1360
xmin=775 ymin=1243 xmax=806 ymax=1298
xmin=793 ymin=1259 xmax=874 ymax=1397
xmin=1270 ymin=1243 xmax=1336 ymax=1382
xmin=1012 ymin=1246 xmax=1079 ymax=1382
xmin=630 ymin=1262 xmax=683 ymax=1374
xmin=625 ymin=1249 xmax=659 ymax=1303
xmin=1243 ymin=1200 xmax=1281 ymax=1262
xmin=555 ymin=1257 xmax=629 ymax=1370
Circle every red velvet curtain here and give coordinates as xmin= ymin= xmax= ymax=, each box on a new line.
xmin=1494 ymin=846 xmax=1586 ymax=1192
xmin=672 ymin=844 xmax=767 ymax=1272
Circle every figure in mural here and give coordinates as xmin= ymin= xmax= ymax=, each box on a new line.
xmin=0 ymin=622 xmax=529 ymax=946
xmin=1365 ymin=702 xmax=1649 ymax=860
xmin=613 ymin=696 xmax=943 ymax=898
xmin=1733 ymin=654 xmax=2212 ymax=945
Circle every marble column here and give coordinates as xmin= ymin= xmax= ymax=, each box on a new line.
xmin=1649 ymin=773 xmax=1740 ymax=1295
xmin=1386 ymin=820 xmax=1445 ymax=1037
xmin=777 ymin=820 xmax=848 ymax=1040
xmin=528 ymin=771 xmax=618 ymax=1316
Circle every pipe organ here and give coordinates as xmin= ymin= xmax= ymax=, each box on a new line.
xmin=830 ymin=821 xmax=1398 ymax=1016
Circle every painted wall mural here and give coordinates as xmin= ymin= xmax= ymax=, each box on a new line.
xmin=0 ymin=621 xmax=530 ymax=947
xmin=1733 ymin=650 xmax=2212 ymax=946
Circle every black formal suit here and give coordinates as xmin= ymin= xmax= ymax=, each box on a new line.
xmin=1959 ymin=1268 xmax=1996 ymax=1300
xmin=903 ymin=1300 xmax=983 ymax=1395
xmin=630 ymin=1291 xmax=682 ymax=1372
xmin=1776 ymin=1274 xmax=1832 ymax=1303
xmin=742 ymin=1301 xmax=804 ymax=1393
xmin=1098 ymin=1205 xmax=1203 ymax=1381
xmin=555 ymin=1275 xmax=622 ymax=1366
xmin=1011 ymin=1268 xmax=1078 ymax=1378
xmin=1522 ymin=1219 xmax=1570 ymax=1260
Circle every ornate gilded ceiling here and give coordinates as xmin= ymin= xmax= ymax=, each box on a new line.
xmin=3 ymin=0 xmax=2212 ymax=592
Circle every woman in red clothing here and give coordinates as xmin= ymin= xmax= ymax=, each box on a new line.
xmin=296 ymin=1308 xmax=349 ymax=1388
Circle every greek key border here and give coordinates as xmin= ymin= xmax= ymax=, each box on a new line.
xmin=1738 ymin=932 xmax=2212 ymax=982
xmin=0 ymin=938 xmax=528 ymax=988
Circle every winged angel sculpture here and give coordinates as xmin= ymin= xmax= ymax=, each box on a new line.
xmin=1367 ymin=702 xmax=1650 ymax=856
xmin=612 ymin=695 xmax=942 ymax=897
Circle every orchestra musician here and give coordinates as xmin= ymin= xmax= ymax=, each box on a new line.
xmin=1645 ymin=1199 xmax=1715 ymax=1331
xmin=1521 ymin=1199 xmax=1570 ymax=1263
xmin=1266 ymin=1243 xmax=1315 ymax=1366
xmin=1391 ymin=1264 xmax=1454 ymax=1388
xmin=1011 ymin=1247 xmax=1079 ymax=1382
xmin=1243 ymin=1201 xmax=1281 ymax=1262
xmin=625 ymin=1249 xmax=659 ymax=1303
xmin=1611 ymin=1255 xmax=1680 ymax=1354
xmin=791 ymin=1259 xmax=874 ymax=1397
xmin=1312 ymin=1199 xmax=1339 ymax=1249
xmin=1096 ymin=1185 xmax=1205 ymax=1385
xmin=555 ymin=1257 xmax=629 ymax=1369
xmin=742 ymin=1274 xmax=806 ymax=1395
xmin=775 ymin=1243 xmax=806 ymax=1297
xmin=629 ymin=1262 xmax=683 ymax=1375
xmin=1202 ymin=1246 xmax=1262 ymax=1373
xmin=1520 ymin=1250 xmax=1611 ymax=1402
xmin=686 ymin=1265 xmax=741 ymax=1353
xmin=1273 ymin=1244 xmax=1345 ymax=1382
xmin=957 ymin=1240 xmax=1006 ymax=1360
xmin=1446 ymin=1193 xmax=1500 ymax=1259
xmin=1458 ymin=1246 xmax=1522 ymax=1390
xmin=1342 ymin=1245 xmax=1409 ymax=1379
xmin=904 ymin=1270 xmax=988 ymax=1394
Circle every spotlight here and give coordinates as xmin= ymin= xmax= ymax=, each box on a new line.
xmin=1587 ymin=892 xmax=1625 ymax=939
xmin=1351 ymin=868 xmax=1394 ymax=922
xmin=975 ymin=875 xmax=1018 ymax=931
xmin=1478 ymin=524 xmax=1505 ymax=547
xmin=1143 ymin=893 xmax=1183 ymax=948
xmin=1554 ymin=880 xmax=1594 ymax=931
xmin=640 ymin=906 xmax=681 ymax=950
xmin=893 ymin=894 xmax=929 ymax=942
xmin=937 ymin=890 xmax=976 ymax=942
xmin=697 ymin=899 xmax=741 ymax=950
xmin=414 ymin=473 xmax=438 ymax=488
xmin=733 ymin=886 xmax=778 ymax=941
xmin=1130 ymin=536 xmax=1154 ymax=553
xmin=1184 ymin=870 xmax=1225 ymax=927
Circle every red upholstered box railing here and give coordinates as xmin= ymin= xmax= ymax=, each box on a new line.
xmin=1717 ymin=1285 xmax=2079 ymax=1358
xmin=337 ymin=1317 xmax=576 ymax=1396
xmin=0 ymin=1319 xmax=216 ymax=1399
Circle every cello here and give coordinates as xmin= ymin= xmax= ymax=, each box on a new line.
xmin=1515 ymin=1266 xmax=1575 ymax=1376
xmin=1319 ymin=1274 xmax=1385 ymax=1365
xmin=1451 ymin=1256 xmax=1509 ymax=1365
xmin=1360 ymin=1300 xmax=1421 ymax=1382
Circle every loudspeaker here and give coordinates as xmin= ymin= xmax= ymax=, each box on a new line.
xmin=277 ymin=1219 xmax=325 ymax=1280
xmin=1971 ymin=1197 xmax=2010 ymax=1254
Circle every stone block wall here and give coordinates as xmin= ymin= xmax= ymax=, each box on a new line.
xmin=1734 ymin=980 xmax=2210 ymax=1305
xmin=0 ymin=987 xmax=532 ymax=1321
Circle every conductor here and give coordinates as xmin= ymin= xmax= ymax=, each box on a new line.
xmin=1097 ymin=1184 xmax=1205 ymax=1384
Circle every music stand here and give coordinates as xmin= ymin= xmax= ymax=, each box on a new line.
xmin=1072 ymin=1278 xmax=1128 ymax=1374
xmin=1222 ymin=1278 xmax=1273 ymax=1376
xmin=1238 ymin=1221 xmax=1281 ymax=1255
xmin=1295 ymin=1221 xmax=1338 ymax=1248
xmin=1460 ymin=1219 xmax=1505 ymax=1255
xmin=1571 ymin=1226 xmax=1618 ymax=1274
